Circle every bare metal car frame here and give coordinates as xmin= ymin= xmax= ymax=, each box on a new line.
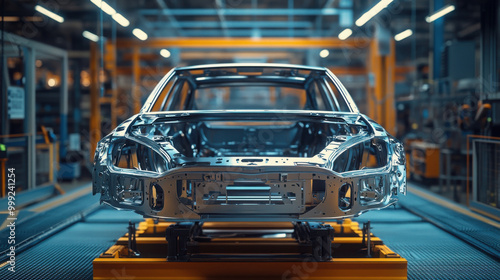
xmin=92 ymin=63 xmax=406 ymax=221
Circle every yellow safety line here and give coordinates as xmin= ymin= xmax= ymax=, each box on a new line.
xmin=469 ymin=206 xmax=500 ymax=223
xmin=408 ymin=185 xmax=500 ymax=229
xmin=0 ymin=211 xmax=19 ymax=232
xmin=0 ymin=260 xmax=10 ymax=269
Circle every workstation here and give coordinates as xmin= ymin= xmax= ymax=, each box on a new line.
xmin=1 ymin=1 xmax=499 ymax=279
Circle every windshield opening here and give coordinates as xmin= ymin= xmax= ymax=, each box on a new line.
xmin=148 ymin=66 xmax=351 ymax=112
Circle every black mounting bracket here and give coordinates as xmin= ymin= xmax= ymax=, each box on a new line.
xmin=128 ymin=221 xmax=140 ymax=257
xmin=293 ymin=222 xmax=335 ymax=261
xmin=165 ymin=222 xmax=202 ymax=261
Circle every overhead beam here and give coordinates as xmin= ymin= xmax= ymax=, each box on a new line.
xmin=139 ymin=8 xmax=351 ymax=16
xmin=113 ymin=37 xmax=370 ymax=49
xmin=146 ymin=21 xmax=313 ymax=29
xmin=152 ymin=29 xmax=343 ymax=38
xmin=122 ymin=51 xmax=294 ymax=61
xmin=0 ymin=31 xmax=65 ymax=58
xmin=155 ymin=0 xmax=183 ymax=36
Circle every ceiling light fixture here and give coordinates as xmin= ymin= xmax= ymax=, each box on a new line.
xmin=90 ymin=1 xmax=130 ymax=28
xmin=132 ymin=28 xmax=148 ymax=41
xmin=160 ymin=49 xmax=171 ymax=58
xmin=47 ymin=78 xmax=57 ymax=87
xmin=34 ymin=5 xmax=64 ymax=23
xmin=90 ymin=0 xmax=115 ymax=15
xmin=82 ymin=31 xmax=99 ymax=42
xmin=355 ymin=0 xmax=393 ymax=27
xmin=425 ymin=4 xmax=455 ymax=23
xmin=338 ymin=28 xmax=353 ymax=40
xmin=112 ymin=13 xmax=129 ymax=27
xmin=319 ymin=49 xmax=330 ymax=58
xmin=394 ymin=29 xmax=413 ymax=41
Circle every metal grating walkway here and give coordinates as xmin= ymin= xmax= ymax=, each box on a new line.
xmin=0 ymin=208 xmax=143 ymax=280
xmin=1 ymin=183 xmax=499 ymax=279
xmin=357 ymin=207 xmax=500 ymax=280
xmin=399 ymin=185 xmax=500 ymax=259
xmin=0 ymin=190 xmax=99 ymax=257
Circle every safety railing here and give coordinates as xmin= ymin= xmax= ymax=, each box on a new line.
xmin=0 ymin=132 xmax=58 ymax=197
xmin=467 ymin=135 xmax=500 ymax=221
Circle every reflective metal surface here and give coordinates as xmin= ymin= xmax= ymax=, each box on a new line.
xmin=92 ymin=63 xmax=406 ymax=221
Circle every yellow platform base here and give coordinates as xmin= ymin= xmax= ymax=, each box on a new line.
xmin=93 ymin=219 xmax=407 ymax=280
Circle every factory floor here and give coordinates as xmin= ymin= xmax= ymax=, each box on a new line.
xmin=0 ymin=182 xmax=499 ymax=280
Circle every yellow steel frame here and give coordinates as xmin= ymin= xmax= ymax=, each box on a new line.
xmin=93 ymin=219 xmax=407 ymax=280
xmin=94 ymin=258 xmax=406 ymax=280
xmin=114 ymin=37 xmax=367 ymax=49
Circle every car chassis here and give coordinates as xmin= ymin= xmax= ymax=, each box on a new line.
xmin=93 ymin=64 xmax=406 ymax=222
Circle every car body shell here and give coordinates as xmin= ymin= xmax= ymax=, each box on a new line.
xmin=92 ymin=63 xmax=407 ymax=221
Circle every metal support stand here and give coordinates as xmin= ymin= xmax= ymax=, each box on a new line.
xmin=164 ymin=221 xmax=334 ymax=262
xmin=165 ymin=222 xmax=202 ymax=261
xmin=94 ymin=219 xmax=407 ymax=279
xmin=293 ymin=222 xmax=335 ymax=261
xmin=128 ymin=221 xmax=140 ymax=257
xmin=362 ymin=221 xmax=372 ymax=257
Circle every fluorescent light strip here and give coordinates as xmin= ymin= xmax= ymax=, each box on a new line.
xmin=34 ymin=5 xmax=64 ymax=23
xmin=394 ymin=29 xmax=413 ymax=41
xmin=426 ymin=4 xmax=455 ymax=23
xmin=90 ymin=0 xmax=115 ymax=15
xmin=319 ymin=49 xmax=329 ymax=58
xmin=112 ymin=13 xmax=129 ymax=27
xmin=99 ymin=1 xmax=116 ymax=15
xmin=338 ymin=28 xmax=353 ymax=40
xmin=90 ymin=1 xmax=130 ymax=28
xmin=160 ymin=49 xmax=171 ymax=58
xmin=82 ymin=31 xmax=99 ymax=42
xmin=355 ymin=0 xmax=393 ymax=27
xmin=133 ymin=28 xmax=148 ymax=41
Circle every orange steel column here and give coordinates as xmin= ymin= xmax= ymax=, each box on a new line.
xmin=132 ymin=47 xmax=141 ymax=114
xmin=105 ymin=42 xmax=118 ymax=128
xmin=368 ymin=40 xmax=381 ymax=125
xmin=90 ymin=42 xmax=101 ymax=161
xmin=385 ymin=40 xmax=396 ymax=135
xmin=368 ymin=39 xmax=396 ymax=135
